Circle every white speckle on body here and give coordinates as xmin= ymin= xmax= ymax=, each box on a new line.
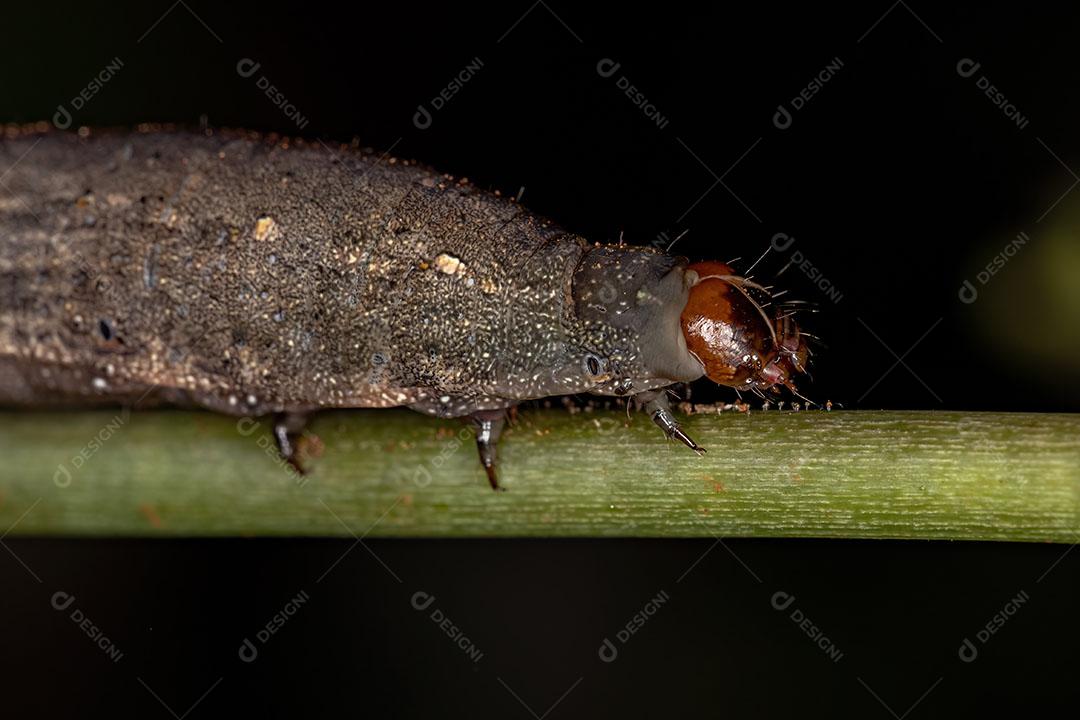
xmin=253 ymin=216 xmax=276 ymax=241
xmin=435 ymin=253 xmax=464 ymax=275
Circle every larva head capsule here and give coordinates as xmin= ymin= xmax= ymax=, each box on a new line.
xmin=680 ymin=261 xmax=809 ymax=396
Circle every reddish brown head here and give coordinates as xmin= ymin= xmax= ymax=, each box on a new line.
xmin=680 ymin=261 xmax=809 ymax=395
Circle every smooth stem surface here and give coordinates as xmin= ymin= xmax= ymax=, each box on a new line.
xmin=0 ymin=409 xmax=1077 ymax=541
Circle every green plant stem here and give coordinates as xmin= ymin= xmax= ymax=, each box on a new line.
xmin=0 ymin=409 xmax=1077 ymax=541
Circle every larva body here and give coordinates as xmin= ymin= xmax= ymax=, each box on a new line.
xmin=0 ymin=128 xmax=808 ymax=487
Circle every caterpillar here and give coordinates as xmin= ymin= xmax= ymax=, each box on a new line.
xmin=0 ymin=127 xmax=809 ymax=489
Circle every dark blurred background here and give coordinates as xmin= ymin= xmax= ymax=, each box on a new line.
xmin=2 ymin=1 xmax=1077 ymax=716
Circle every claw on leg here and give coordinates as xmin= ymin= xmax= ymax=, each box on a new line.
xmin=651 ymin=407 xmax=706 ymax=455
xmin=636 ymin=390 xmax=706 ymax=455
xmin=471 ymin=410 xmax=508 ymax=491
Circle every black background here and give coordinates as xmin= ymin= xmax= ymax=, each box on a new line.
xmin=2 ymin=1 xmax=1078 ymax=717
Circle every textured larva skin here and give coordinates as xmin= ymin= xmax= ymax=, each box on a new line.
xmin=0 ymin=129 xmax=705 ymax=420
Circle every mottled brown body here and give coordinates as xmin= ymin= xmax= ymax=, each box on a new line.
xmin=0 ymin=128 xmax=705 ymax=425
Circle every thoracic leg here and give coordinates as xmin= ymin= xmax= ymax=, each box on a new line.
xmin=470 ymin=409 xmax=508 ymax=491
xmin=635 ymin=389 xmax=706 ymax=455
xmin=274 ymin=411 xmax=312 ymax=472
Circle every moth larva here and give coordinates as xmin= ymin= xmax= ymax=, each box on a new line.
xmin=0 ymin=128 xmax=809 ymax=489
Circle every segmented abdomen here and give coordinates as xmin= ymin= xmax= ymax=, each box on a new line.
xmin=0 ymin=129 xmax=596 ymax=417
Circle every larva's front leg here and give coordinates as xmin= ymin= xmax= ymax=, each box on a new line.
xmin=635 ymin=389 xmax=706 ymax=456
